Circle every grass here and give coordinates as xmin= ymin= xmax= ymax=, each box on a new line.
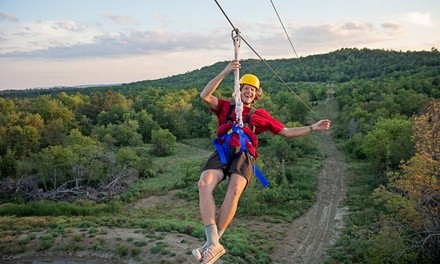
xmin=323 ymin=161 xmax=383 ymax=264
xmin=0 ymin=136 xmax=325 ymax=263
xmin=0 ymin=200 xmax=122 ymax=217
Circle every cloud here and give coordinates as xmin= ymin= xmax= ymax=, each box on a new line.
xmin=0 ymin=15 xmax=421 ymax=62
xmin=0 ymin=29 xmax=227 ymax=59
xmin=381 ymin=22 xmax=405 ymax=35
xmin=53 ymin=20 xmax=87 ymax=32
xmin=406 ymin=12 xmax=432 ymax=26
xmin=151 ymin=12 xmax=170 ymax=27
xmin=102 ymin=13 xmax=135 ymax=25
xmin=0 ymin=20 xmax=98 ymax=55
xmin=0 ymin=12 xmax=18 ymax=22
xmin=246 ymin=20 xmax=405 ymax=57
xmin=341 ymin=22 xmax=374 ymax=31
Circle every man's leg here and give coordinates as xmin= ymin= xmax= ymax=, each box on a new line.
xmin=199 ymin=169 xmax=225 ymax=245
xmin=193 ymin=169 xmax=225 ymax=262
xmin=217 ymin=173 xmax=247 ymax=234
xmin=198 ymin=173 xmax=246 ymax=263
xmin=198 ymin=169 xmax=224 ymax=226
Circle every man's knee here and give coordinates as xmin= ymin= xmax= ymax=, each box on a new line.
xmin=226 ymin=174 xmax=247 ymax=197
xmin=198 ymin=170 xmax=222 ymax=193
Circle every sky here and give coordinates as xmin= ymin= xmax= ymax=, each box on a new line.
xmin=0 ymin=0 xmax=439 ymax=91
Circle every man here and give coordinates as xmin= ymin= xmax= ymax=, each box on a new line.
xmin=193 ymin=60 xmax=331 ymax=263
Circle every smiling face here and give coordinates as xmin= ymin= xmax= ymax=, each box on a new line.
xmin=240 ymin=84 xmax=257 ymax=106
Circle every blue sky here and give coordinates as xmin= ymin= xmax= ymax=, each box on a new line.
xmin=0 ymin=0 xmax=439 ymax=90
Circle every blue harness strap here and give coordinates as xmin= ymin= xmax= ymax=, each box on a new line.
xmin=254 ymin=165 xmax=270 ymax=187
xmin=213 ymin=124 xmax=269 ymax=187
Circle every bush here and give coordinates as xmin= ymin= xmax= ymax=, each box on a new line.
xmin=151 ymin=129 xmax=176 ymax=157
xmin=362 ymin=116 xmax=414 ymax=170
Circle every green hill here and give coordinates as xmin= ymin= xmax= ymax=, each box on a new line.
xmin=2 ymin=48 xmax=439 ymax=98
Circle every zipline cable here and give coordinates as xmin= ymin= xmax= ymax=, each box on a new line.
xmin=269 ymin=0 xmax=311 ymax=83
xmin=213 ymin=0 xmax=322 ymax=120
xmin=270 ymin=0 xmax=329 ymax=116
xmin=269 ymin=0 xmax=328 ymax=117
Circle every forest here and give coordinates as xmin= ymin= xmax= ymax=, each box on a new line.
xmin=0 ymin=47 xmax=439 ymax=263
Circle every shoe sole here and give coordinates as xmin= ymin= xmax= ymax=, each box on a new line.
xmin=203 ymin=248 xmax=226 ymax=264
xmin=192 ymin=248 xmax=202 ymax=262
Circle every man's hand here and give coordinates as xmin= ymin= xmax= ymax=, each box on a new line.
xmin=312 ymin=119 xmax=331 ymax=131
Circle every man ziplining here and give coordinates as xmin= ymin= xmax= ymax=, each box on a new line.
xmin=193 ymin=59 xmax=332 ymax=263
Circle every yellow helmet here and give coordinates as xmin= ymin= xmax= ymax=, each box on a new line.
xmin=239 ymin=74 xmax=261 ymax=90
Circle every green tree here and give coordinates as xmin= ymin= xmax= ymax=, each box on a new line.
xmin=40 ymin=118 xmax=70 ymax=147
xmin=362 ymin=116 xmax=414 ymax=169
xmin=271 ymin=91 xmax=310 ymax=124
xmin=134 ymin=110 xmax=160 ymax=143
xmin=30 ymin=145 xmax=78 ymax=190
xmin=0 ymin=149 xmax=17 ymax=179
xmin=29 ymin=95 xmax=75 ymax=123
xmin=373 ymin=100 xmax=440 ymax=263
xmin=91 ymin=120 xmax=143 ymax=147
xmin=0 ymin=125 xmax=40 ymax=158
xmin=153 ymin=89 xmax=198 ymax=139
xmin=151 ymin=129 xmax=176 ymax=157
xmin=0 ymin=98 xmax=18 ymax=126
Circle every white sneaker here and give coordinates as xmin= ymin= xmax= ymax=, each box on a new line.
xmin=201 ymin=244 xmax=225 ymax=264
xmin=192 ymin=243 xmax=207 ymax=262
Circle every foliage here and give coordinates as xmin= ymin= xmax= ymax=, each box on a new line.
xmin=372 ymin=100 xmax=440 ymax=263
xmin=361 ymin=116 xmax=414 ymax=170
xmin=151 ymin=129 xmax=176 ymax=157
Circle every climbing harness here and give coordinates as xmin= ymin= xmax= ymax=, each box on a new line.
xmin=212 ymin=29 xmax=269 ymax=187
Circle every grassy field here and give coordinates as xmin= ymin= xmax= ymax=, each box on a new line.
xmin=0 ymin=134 xmax=325 ymax=263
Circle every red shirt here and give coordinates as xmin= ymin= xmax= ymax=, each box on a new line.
xmin=212 ymin=99 xmax=285 ymax=157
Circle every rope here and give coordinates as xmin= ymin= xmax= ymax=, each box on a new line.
xmin=232 ymin=29 xmax=244 ymax=127
xmin=213 ymin=0 xmax=322 ymax=120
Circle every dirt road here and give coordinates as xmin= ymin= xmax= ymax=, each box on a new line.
xmin=271 ymin=131 xmax=348 ymax=263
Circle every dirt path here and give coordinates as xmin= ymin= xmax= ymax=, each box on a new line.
xmin=271 ymin=131 xmax=349 ymax=264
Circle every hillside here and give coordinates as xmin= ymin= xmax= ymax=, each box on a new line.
xmin=1 ymin=48 xmax=439 ymax=98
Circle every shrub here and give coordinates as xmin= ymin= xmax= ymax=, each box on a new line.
xmin=151 ymin=129 xmax=176 ymax=157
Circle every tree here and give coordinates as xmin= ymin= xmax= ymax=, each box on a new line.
xmin=271 ymin=91 xmax=310 ymax=124
xmin=134 ymin=110 xmax=160 ymax=143
xmin=0 ymin=125 xmax=40 ymax=159
xmin=151 ymin=129 xmax=176 ymax=157
xmin=91 ymin=120 xmax=143 ymax=147
xmin=40 ymin=118 xmax=70 ymax=148
xmin=0 ymin=98 xmax=18 ymax=126
xmin=29 ymin=145 xmax=78 ymax=190
xmin=373 ymin=100 xmax=440 ymax=263
xmin=152 ymin=89 xmax=199 ymax=139
xmin=0 ymin=149 xmax=17 ymax=179
xmin=29 ymin=95 xmax=75 ymax=123
xmin=362 ymin=116 xmax=414 ymax=170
